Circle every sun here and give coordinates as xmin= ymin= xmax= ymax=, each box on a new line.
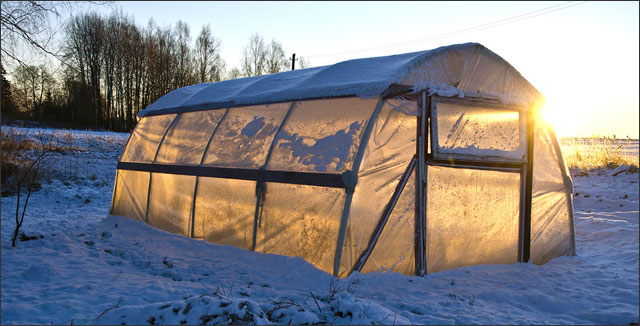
xmin=541 ymin=97 xmax=578 ymax=138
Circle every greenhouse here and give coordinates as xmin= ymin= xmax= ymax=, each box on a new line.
xmin=110 ymin=42 xmax=576 ymax=277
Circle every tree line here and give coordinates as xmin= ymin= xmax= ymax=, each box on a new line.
xmin=1 ymin=9 xmax=309 ymax=132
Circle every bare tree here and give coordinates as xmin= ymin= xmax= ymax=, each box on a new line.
xmin=103 ymin=12 xmax=120 ymax=130
xmin=264 ymin=39 xmax=287 ymax=74
xmin=227 ymin=67 xmax=242 ymax=80
xmin=1 ymin=1 xmax=67 ymax=66
xmin=241 ymin=33 xmax=266 ymax=77
xmin=195 ymin=24 xmax=225 ymax=83
xmin=297 ymin=56 xmax=311 ymax=69
xmin=64 ymin=12 xmax=104 ymax=127
xmin=152 ymin=24 xmax=177 ymax=96
xmin=1 ymin=64 xmax=20 ymax=119
xmin=1 ymin=1 xmax=110 ymax=68
xmin=121 ymin=17 xmax=139 ymax=130
xmin=174 ymin=20 xmax=195 ymax=88
xmin=129 ymin=22 xmax=145 ymax=129
xmin=13 ymin=64 xmax=54 ymax=121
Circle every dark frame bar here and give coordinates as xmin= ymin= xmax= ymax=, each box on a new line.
xmin=414 ymin=91 xmax=427 ymax=276
xmin=430 ymin=95 xmax=529 ymax=112
xmin=428 ymin=158 xmax=524 ymax=173
xmin=522 ymin=105 xmax=536 ymax=262
xmin=117 ymin=162 xmax=348 ymax=189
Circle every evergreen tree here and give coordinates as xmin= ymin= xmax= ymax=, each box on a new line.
xmin=1 ymin=63 xmax=19 ymax=121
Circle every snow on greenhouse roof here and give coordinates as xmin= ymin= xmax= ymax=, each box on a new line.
xmin=138 ymin=43 xmax=535 ymax=117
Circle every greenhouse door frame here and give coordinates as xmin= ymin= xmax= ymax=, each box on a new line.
xmin=415 ymin=92 xmax=535 ymax=276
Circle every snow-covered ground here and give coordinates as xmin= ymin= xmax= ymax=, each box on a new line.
xmin=1 ymin=127 xmax=638 ymax=325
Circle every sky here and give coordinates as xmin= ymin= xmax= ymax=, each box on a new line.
xmin=90 ymin=1 xmax=639 ymax=138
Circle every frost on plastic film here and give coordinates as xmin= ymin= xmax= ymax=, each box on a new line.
xmin=255 ymin=183 xmax=346 ymax=273
xmin=193 ymin=178 xmax=256 ymax=250
xmin=266 ymin=98 xmax=376 ymax=173
xmin=434 ymin=102 xmax=525 ymax=161
xmin=341 ymin=100 xmax=416 ymax=273
xmin=155 ymin=110 xmax=226 ymax=164
xmin=386 ymin=95 xmax=419 ymax=116
xmin=202 ymin=103 xmax=290 ymax=169
xmin=361 ymin=172 xmax=416 ymax=275
xmin=147 ymin=173 xmax=197 ymax=236
xmin=120 ymin=114 xmax=176 ymax=163
xmin=426 ymin=166 xmax=520 ymax=273
xmin=530 ymin=121 xmax=575 ymax=265
xmin=111 ymin=170 xmax=149 ymax=221
xmin=400 ymin=45 xmax=538 ymax=108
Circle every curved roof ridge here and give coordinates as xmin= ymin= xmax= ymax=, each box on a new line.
xmin=139 ymin=42 xmax=538 ymax=117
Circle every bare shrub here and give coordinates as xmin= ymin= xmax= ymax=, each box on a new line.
xmin=563 ymin=135 xmax=639 ymax=173
xmin=1 ymin=127 xmax=55 ymax=246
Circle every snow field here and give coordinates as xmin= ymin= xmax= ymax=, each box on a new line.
xmin=1 ymin=126 xmax=638 ymax=325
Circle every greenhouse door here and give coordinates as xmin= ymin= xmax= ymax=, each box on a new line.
xmin=417 ymin=94 xmax=534 ymax=275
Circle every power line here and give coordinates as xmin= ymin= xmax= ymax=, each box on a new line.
xmin=307 ymin=1 xmax=588 ymax=59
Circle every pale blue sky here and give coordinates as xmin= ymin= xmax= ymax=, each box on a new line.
xmin=97 ymin=1 xmax=638 ymax=138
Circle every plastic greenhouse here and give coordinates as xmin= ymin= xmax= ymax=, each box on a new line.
xmin=110 ymin=43 xmax=576 ymax=277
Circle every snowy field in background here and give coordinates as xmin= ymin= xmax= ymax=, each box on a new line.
xmin=1 ymin=127 xmax=638 ymax=325
xmin=560 ymin=137 xmax=640 ymax=159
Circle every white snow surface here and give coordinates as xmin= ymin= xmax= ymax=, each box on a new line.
xmin=1 ymin=127 xmax=638 ymax=325
xmin=140 ymin=43 xmax=506 ymax=118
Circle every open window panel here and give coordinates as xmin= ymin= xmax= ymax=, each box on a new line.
xmin=429 ymin=96 xmax=528 ymax=165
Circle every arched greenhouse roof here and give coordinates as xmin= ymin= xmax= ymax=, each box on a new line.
xmin=139 ymin=42 xmax=542 ymax=118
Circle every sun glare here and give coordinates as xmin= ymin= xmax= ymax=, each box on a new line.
xmin=541 ymin=98 xmax=578 ymax=137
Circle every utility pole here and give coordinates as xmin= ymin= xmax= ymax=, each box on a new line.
xmin=290 ymin=53 xmax=298 ymax=70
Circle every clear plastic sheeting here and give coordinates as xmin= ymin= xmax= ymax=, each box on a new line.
xmin=387 ymin=96 xmax=419 ymax=116
xmin=399 ymin=45 xmax=540 ymax=107
xmin=111 ymin=170 xmax=150 ymax=221
xmin=433 ymin=102 xmax=524 ymax=161
xmin=342 ymin=101 xmax=416 ymax=271
xmin=147 ymin=173 xmax=196 ymax=236
xmin=202 ymin=103 xmax=290 ymax=169
xmin=361 ymin=172 xmax=416 ymax=275
xmin=530 ymin=121 xmax=575 ymax=265
xmin=193 ymin=177 xmax=256 ymax=250
xmin=426 ymin=166 xmax=520 ymax=273
xmin=120 ymin=114 xmax=176 ymax=163
xmin=266 ymin=98 xmax=376 ymax=173
xmin=256 ymin=183 xmax=345 ymax=274
xmin=155 ymin=110 xmax=226 ymax=164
